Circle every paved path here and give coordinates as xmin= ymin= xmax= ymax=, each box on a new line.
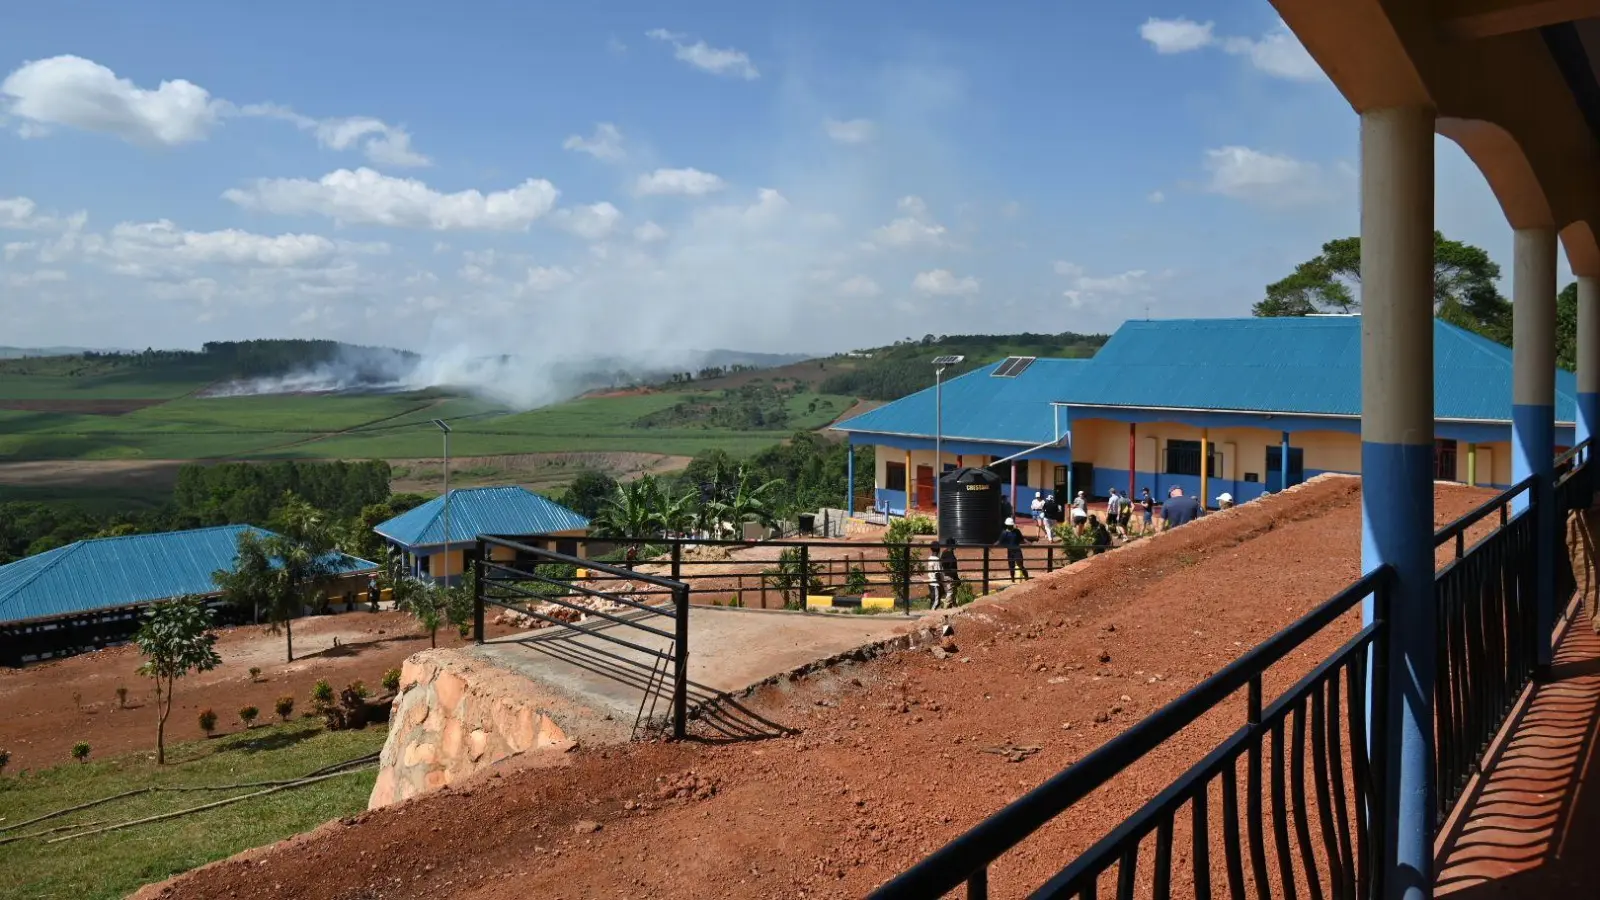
xmin=468 ymin=606 xmax=916 ymax=740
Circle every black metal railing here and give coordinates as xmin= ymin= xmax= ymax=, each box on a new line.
xmin=1554 ymin=438 xmax=1595 ymax=515
xmin=869 ymin=567 xmax=1392 ymax=900
xmin=506 ymin=533 xmax=1101 ymax=613
xmin=472 ymin=535 xmax=691 ymax=739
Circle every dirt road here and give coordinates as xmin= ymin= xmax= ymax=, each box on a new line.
xmin=145 ymin=478 xmax=1493 ymax=900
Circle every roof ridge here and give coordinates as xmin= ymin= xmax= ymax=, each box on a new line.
xmin=0 ymin=541 xmax=86 ymax=606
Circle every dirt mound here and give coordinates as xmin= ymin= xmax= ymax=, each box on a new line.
xmin=141 ymin=477 xmax=1497 ymax=900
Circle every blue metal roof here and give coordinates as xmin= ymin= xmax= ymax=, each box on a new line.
xmin=1058 ymin=317 xmax=1577 ymax=423
xmin=0 ymin=525 xmax=378 ymax=625
xmin=830 ymin=358 xmax=1088 ymax=445
xmin=375 ymin=486 xmax=589 ymax=549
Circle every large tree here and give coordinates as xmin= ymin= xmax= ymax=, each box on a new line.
xmin=134 ymin=597 xmax=222 ymax=765
xmin=1254 ymin=232 xmax=1512 ymax=343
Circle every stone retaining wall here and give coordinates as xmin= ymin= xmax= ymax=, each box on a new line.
xmin=368 ymin=650 xmax=575 ymax=809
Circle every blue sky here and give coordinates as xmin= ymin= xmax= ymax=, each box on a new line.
xmin=0 ymin=1 xmax=1567 ymax=361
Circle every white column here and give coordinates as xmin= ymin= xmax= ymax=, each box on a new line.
xmin=1511 ymin=227 xmax=1557 ymax=671
xmin=1358 ymin=105 xmax=1436 ymax=900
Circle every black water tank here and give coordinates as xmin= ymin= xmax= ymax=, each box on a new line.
xmin=938 ymin=467 xmax=1004 ymax=544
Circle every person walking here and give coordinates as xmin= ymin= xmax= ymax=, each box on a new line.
xmin=367 ymin=575 xmax=380 ymax=612
xmin=1118 ymin=491 xmax=1134 ymax=535
xmin=924 ymin=540 xmax=944 ymax=609
xmin=1030 ymin=492 xmax=1052 ymax=541
xmin=997 ymin=517 xmax=1029 ymax=582
xmin=1087 ymin=514 xmax=1113 ymax=554
xmin=1162 ymin=486 xmax=1202 ymax=531
xmin=1139 ymin=488 xmax=1154 ymax=533
xmin=1105 ymin=489 xmax=1125 ymax=538
xmin=938 ymin=537 xmax=962 ymax=605
xmin=1215 ymin=492 xmax=1234 ymax=510
xmin=1071 ymin=490 xmax=1089 ymax=533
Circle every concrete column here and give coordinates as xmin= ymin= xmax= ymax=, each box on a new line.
xmin=1512 ymin=227 xmax=1558 ymax=670
xmin=846 ymin=441 xmax=855 ymax=515
xmin=1281 ymin=431 xmax=1291 ymax=492
xmin=1199 ymin=428 xmax=1210 ymax=508
xmin=1467 ymin=443 xmax=1477 ymax=487
xmin=1128 ymin=423 xmax=1136 ymax=501
xmin=1358 ymin=105 xmax=1436 ymax=900
xmin=1578 ymin=276 xmax=1600 ymax=453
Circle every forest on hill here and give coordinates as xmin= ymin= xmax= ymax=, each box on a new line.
xmin=820 ymin=331 xmax=1108 ymax=401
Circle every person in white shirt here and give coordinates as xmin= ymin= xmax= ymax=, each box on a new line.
xmin=1071 ymin=491 xmax=1089 ymax=533
xmin=1029 ymin=492 xmax=1053 ymax=540
xmin=1105 ymin=488 xmax=1125 ymax=538
xmin=925 ymin=541 xmax=944 ymax=609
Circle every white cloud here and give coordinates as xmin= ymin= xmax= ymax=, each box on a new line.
xmin=1147 ymin=190 xmax=1166 ymax=204
xmin=645 ymin=29 xmax=759 ymax=80
xmin=1 ymin=56 xmax=432 ymax=165
xmin=0 ymin=55 xmax=223 ymax=145
xmin=634 ymin=167 xmax=726 ymax=197
xmin=1201 ymin=146 xmax=1333 ymax=207
xmin=223 ymin=167 xmax=561 ymax=230
xmin=867 ymin=195 xmax=949 ymax=249
xmin=634 ymin=221 xmax=668 ymax=243
xmin=1056 ymin=261 xmax=1172 ymax=309
xmin=1139 ymin=18 xmax=1322 ymax=82
xmin=824 ymin=118 xmax=875 ymax=144
xmin=524 ymin=265 xmax=575 ymax=292
xmin=1139 ymin=18 xmax=1216 ymax=54
xmin=563 ymin=122 xmax=625 ymax=161
xmin=102 ymin=220 xmax=341 ymax=270
xmin=912 ymin=268 xmax=979 ymax=296
xmin=551 ymin=202 xmax=622 ymax=240
xmin=837 ymin=275 xmax=881 ymax=297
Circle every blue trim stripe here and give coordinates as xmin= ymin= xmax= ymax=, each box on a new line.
xmin=1511 ymin=402 xmax=1557 ymax=670
xmin=1578 ymin=391 xmax=1599 ymax=447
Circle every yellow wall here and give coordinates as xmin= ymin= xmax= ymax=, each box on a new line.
xmin=418 ymin=528 xmax=590 ymax=577
xmin=1071 ymin=419 xmax=1364 ymax=484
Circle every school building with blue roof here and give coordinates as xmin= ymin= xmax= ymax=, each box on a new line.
xmin=832 ymin=316 xmax=1579 ymax=515
xmin=374 ymin=485 xmax=590 ymax=585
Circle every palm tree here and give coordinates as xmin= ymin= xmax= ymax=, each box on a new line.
xmin=212 ymin=494 xmax=341 ymax=662
xmin=591 ymin=477 xmax=661 ymax=538
xmin=712 ymin=465 xmax=784 ymax=535
xmin=653 ymin=485 xmax=698 ymax=536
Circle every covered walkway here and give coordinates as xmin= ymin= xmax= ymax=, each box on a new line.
xmin=1436 ymin=613 xmax=1600 ymax=897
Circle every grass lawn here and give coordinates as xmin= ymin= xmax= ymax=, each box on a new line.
xmin=0 ymin=719 xmax=387 ymax=900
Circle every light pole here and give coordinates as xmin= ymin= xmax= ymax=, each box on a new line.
xmin=432 ymin=419 xmax=452 ymax=585
xmin=931 ymin=355 xmax=965 ymax=518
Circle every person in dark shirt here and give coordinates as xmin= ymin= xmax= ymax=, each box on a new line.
xmin=1139 ymin=488 xmax=1154 ymax=532
xmin=997 ymin=517 xmax=1028 ymax=582
xmin=1162 ymin=486 xmax=1202 ymax=530
xmin=1087 ymin=514 xmax=1113 ymax=554
xmin=938 ymin=537 xmax=961 ymax=602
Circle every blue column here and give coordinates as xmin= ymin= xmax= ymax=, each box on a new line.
xmin=846 ymin=440 xmax=855 ymax=515
xmin=1358 ymin=106 xmax=1436 ymax=900
xmin=1577 ymin=276 xmax=1599 ymax=458
xmin=1512 ymin=227 xmax=1557 ymax=670
xmin=1281 ymin=431 xmax=1291 ymax=492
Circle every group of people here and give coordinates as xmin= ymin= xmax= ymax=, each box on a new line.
xmin=919 ymin=483 xmax=1234 ymax=608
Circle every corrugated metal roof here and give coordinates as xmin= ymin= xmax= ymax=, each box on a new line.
xmin=375 ymin=486 xmax=589 ymax=548
xmin=1058 ymin=317 xmax=1577 ymax=422
xmin=830 ymin=358 xmax=1088 ymax=445
xmin=0 ymin=525 xmax=378 ymax=625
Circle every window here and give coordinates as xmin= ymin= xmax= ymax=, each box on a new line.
xmin=1434 ymin=439 xmax=1458 ymax=481
xmin=885 ymin=461 xmax=907 ymax=492
xmin=1164 ymin=440 xmax=1217 ymax=477
xmin=556 ymin=539 xmax=579 ymax=557
xmin=987 ymin=459 xmax=1029 ymax=486
xmin=1265 ymin=446 xmax=1306 ymax=486
xmin=1053 ymin=466 xmax=1068 ymax=491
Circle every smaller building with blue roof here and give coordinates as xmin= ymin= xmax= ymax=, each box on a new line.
xmin=832 ymin=316 xmax=1577 ymax=515
xmin=374 ymin=485 xmax=590 ymax=585
xmin=0 ymin=524 xmax=378 ymax=666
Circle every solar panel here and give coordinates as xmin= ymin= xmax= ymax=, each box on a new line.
xmin=932 ymin=355 xmax=965 ymax=366
xmin=991 ymin=356 xmax=1037 ymax=378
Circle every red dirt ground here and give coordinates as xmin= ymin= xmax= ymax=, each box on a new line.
xmin=0 ymin=611 xmax=523 ymax=771
xmin=138 ymin=479 xmax=1492 ymax=900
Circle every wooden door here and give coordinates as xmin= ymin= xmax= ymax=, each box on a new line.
xmin=915 ymin=465 xmax=935 ymax=509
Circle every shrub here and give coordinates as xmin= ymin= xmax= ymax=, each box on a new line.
xmin=115 ymin=686 xmax=128 ymax=708
xmin=71 ymin=742 xmax=90 ymax=764
xmin=275 ymin=696 xmax=295 ymax=721
xmin=954 ymin=582 xmax=977 ymax=607
xmin=768 ymin=547 xmax=824 ymax=609
xmin=311 ymin=679 xmax=334 ymax=706
xmin=239 ymin=705 xmax=259 ymax=727
xmin=882 ymin=516 xmax=938 ymax=604
xmin=248 ymin=666 xmax=262 ymax=682
xmin=1059 ymin=528 xmax=1097 ymax=564
xmin=0 ymin=748 xmax=10 ymax=775
xmin=381 ymin=668 xmax=401 ymax=693
xmin=844 ymin=563 xmax=869 ymax=595
xmin=197 ymin=708 xmax=218 ymax=735
xmin=323 ymin=681 xmax=374 ymax=731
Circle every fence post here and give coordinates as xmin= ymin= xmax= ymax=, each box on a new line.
xmin=1047 ymin=543 xmax=1055 ymax=573
xmin=981 ymin=546 xmax=990 ymax=596
xmin=799 ymin=543 xmax=811 ymax=611
xmin=673 ymin=583 xmax=689 ymax=740
xmin=473 ymin=558 xmax=485 ymax=644
xmin=670 ymin=542 xmax=682 ymax=582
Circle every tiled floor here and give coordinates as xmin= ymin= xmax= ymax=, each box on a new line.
xmin=1435 ymin=618 xmax=1600 ymax=897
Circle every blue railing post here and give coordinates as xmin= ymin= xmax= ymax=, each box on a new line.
xmin=1357 ymin=105 xmax=1436 ymax=900
xmin=1511 ymin=227 xmax=1558 ymax=673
